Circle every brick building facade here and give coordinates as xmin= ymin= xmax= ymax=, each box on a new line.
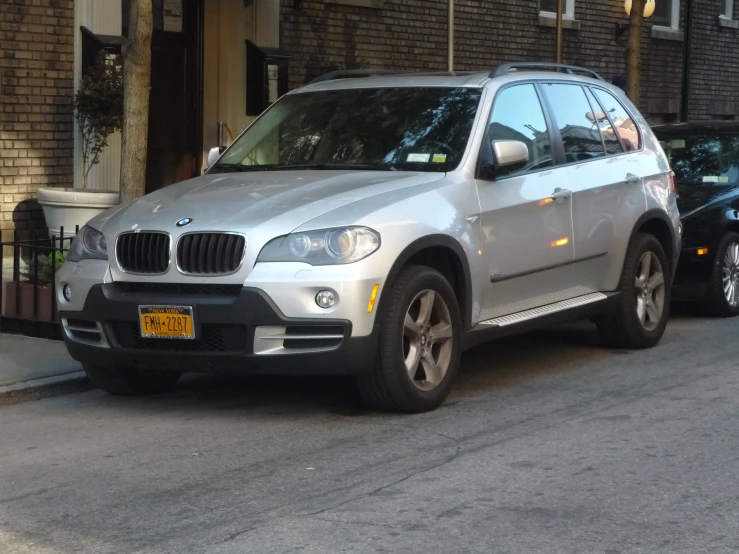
xmin=281 ymin=0 xmax=736 ymax=123
xmin=0 ymin=0 xmax=736 ymax=250
xmin=0 ymin=0 xmax=74 ymax=251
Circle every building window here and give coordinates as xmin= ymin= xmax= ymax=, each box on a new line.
xmin=721 ymin=0 xmax=734 ymax=19
xmin=540 ymin=0 xmax=575 ymax=19
xmin=652 ymin=0 xmax=680 ymax=28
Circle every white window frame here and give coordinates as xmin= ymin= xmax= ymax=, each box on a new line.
xmin=652 ymin=0 xmax=681 ymax=30
xmin=721 ymin=0 xmax=734 ymax=20
xmin=539 ymin=0 xmax=575 ymax=20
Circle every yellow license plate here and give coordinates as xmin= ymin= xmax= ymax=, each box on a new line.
xmin=139 ymin=305 xmax=195 ymax=339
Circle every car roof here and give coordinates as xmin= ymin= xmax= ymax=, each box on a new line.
xmin=294 ymin=70 xmax=618 ymax=94
xmin=652 ymin=121 xmax=739 ymax=134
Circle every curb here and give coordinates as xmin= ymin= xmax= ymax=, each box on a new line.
xmin=0 ymin=371 xmax=93 ymax=407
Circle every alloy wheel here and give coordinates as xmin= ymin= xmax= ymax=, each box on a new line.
xmin=403 ymin=289 xmax=454 ymax=391
xmin=634 ymin=251 xmax=666 ymax=331
xmin=722 ymin=242 xmax=739 ymax=307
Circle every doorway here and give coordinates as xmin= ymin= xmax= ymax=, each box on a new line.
xmin=122 ymin=0 xmax=204 ymax=194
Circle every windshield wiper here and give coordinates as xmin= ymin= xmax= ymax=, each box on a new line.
xmin=213 ymin=163 xmax=399 ymax=173
xmin=271 ymin=163 xmax=399 ymax=171
xmin=211 ymin=163 xmax=271 ymax=173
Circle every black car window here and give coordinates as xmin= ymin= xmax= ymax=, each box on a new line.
xmin=488 ymin=83 xmax=554 ymax=177
xmin=541 ymin=83 xmax=606 ymax=163
xmin=592 ymin=88 xmax=641 ymax=151
xmin=659 ymin=134 xmax=739 ymax=187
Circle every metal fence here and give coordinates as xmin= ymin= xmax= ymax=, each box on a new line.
xmin=0 ymin=226 xmax=78 ymax=340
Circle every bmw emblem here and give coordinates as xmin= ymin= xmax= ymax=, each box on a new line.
xmin=176 ymin=218 xmax=193 ymax=227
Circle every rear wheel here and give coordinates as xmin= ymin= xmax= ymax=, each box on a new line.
xmin=356 ymin=265 xmax=461 ymax=413
xmin=702 ymin=231 xmax=739 ymax=317
xmin=596 ymin=232 xmax=671 ymax=348
xmin=83 ymin=364 xmax=181 ymax=396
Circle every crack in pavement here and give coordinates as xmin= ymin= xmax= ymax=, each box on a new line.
xmin=0 ymin=488 xmax=49 ymax=504
xmin=304 ymin=427 xmax=460 ymax=518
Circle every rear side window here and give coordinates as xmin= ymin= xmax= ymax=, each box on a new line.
xmin=592 ymin=88 xmax=641 ymax=151
xmin=584 ymin=88 xmax=623 ymax=155
xmin=541 ymin=83 xmax=606 ymax=163
xmin=488 ymin=84 xmax=554 ymax=176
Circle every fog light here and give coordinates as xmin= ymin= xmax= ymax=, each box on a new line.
xmin=62 ymin=284 xmax=72 ymax=302
xmin=315 ymin=290 xmax=336 ymax=309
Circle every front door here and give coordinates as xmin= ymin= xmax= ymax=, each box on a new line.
xmin=475 ymin=83 xmax=576 ymax=322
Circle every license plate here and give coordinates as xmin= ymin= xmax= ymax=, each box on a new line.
xmin=139 ymin=305 xmax=195 ymax=339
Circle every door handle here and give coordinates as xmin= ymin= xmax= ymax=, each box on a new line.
xmin=625 ymin=173 xmax=641 ymax=185
xmin=550 ymin=188 xmax=572 ymax=199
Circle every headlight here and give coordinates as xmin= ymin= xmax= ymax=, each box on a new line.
xmin=65 ymin=226 xmax=108 ymax=262
xmin=257 ymin=227 xmax=381 ymax=265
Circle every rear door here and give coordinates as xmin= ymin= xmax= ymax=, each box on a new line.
xmin=539 ymin=82 xmax=646 ymax=294
xmin=475 ymin=83 xmax=576 ymax=322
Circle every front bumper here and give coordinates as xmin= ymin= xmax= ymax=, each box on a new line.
xmin=672 ymin=245 xmax=712 ymax=300
xmin=59 ymin=283 xmax=378 ymax=375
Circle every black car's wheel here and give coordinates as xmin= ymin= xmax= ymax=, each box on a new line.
xmin=702 ymin=231 xmax=739 ymax=317
xmin=83 ymin=364 xmax=181 ymax=396
xmin=596 ymin=232 xmax=671 ymax=349
xmin=356 ymin=265 xmax=461 ymax=413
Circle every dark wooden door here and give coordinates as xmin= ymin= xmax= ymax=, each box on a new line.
xmin=122 ymin=0 xmax=203 ymax=193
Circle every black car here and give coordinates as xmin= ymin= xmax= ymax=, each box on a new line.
xmin=653 ymin=121 xmax=739 ymax=317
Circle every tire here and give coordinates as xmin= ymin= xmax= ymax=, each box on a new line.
xmin=596 ymin=232 xmax=671 ymax=349
xmin=83 ymin=364 xmax=181 ymax=396
xmin=356 ymin=265 xmax=462 ymax=413
xmin=701 ymin=231 xmax=739 ymax=318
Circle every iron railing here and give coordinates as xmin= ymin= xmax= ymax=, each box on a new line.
xmin=0 ymin=226 xmax=78 ymax=339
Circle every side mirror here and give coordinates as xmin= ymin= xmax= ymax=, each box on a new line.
xmin=492 ymin=140 xmax=529 ymax=171
xmin=206 ymin=146 xmax=226 ymax=170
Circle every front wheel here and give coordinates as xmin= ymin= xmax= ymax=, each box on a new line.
xmin=83 ymin=364 xmax=181 ymax=396
xmin=596 ymin=233 xmax=671 ymax=349
xmin=356 ymin=265 xmax=462 ymax=413
xmin=702 ymin=231 xmax=739 ymax=317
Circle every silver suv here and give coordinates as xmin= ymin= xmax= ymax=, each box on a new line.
xmin=56 ymin=63 xmax=681 ymax=413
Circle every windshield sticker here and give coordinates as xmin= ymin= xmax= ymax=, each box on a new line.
xmin=719 ymin=176 xmax=730 ymax=183
xmin=432 ymin=154 xmax=447 ymax=163
xmin=407 ymin=153 xmax=431 ymax=163
xmin=703 ymin=176 xmax=719 ymax=183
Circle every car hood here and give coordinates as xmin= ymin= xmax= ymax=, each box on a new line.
xmin=676 ymin=182 xmax=739 ymax=216
xmin=93 ymin=170 xmax=445 ymax=237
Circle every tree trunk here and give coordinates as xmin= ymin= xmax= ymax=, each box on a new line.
xmin=626 ymin=0 xmax=645 ymax=105
xmin=119 ymin=0 xmax=152 ymax=204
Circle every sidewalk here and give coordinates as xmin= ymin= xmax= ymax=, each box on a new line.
xmin=0 ymin=333 xmax=90 ymax=405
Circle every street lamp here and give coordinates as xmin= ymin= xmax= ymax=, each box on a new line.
xmin=624 ymin=0 xmax=656 ymax=17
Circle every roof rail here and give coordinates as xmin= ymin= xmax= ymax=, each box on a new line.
xmin=309 ymin=69 xmax=409 ymax=84
xmin=491 ymin=62 xmax=605 ymax=81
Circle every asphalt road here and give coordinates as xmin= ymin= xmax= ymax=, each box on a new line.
xmin=2 ymin=306 xmax=739 ymax=554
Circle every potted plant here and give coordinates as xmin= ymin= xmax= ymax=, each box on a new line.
xmin=3 ymin=251 xmax=65 ymax=322
xmin=37 ymin=51 xmax=123 ymax=239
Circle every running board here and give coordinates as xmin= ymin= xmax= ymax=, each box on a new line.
xmin=477 ymin=292 xmax=608 ymax=328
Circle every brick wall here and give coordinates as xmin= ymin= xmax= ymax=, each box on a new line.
xmin=0 ymin=0 xmax=74 ymax=251
xmin=280 ymin=0 xmax=728 ymax=123
xmin=687 ymin=0 xmax=739 ymax=120
xmin=280 ymin=0 xmax=449 ymax=87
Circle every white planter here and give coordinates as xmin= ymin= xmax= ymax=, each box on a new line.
xmin=37 ymin=188 xmax=120 ymax=239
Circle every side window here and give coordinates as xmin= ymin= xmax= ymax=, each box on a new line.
xmin=541 ymin=83 xmax=606 ymax=163
xmin=584 ymin=88 xmax=623 ymax=155
xmin=592 ymin=88 xmax=642 ymax=151
xmin=488 ymin=84 xmax=553 ymax=176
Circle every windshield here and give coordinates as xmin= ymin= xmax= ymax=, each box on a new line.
xmin=658 ymin=132 xmax=739 ymax=187
xmin=213 ymin=87 xmax=483 ymax=173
